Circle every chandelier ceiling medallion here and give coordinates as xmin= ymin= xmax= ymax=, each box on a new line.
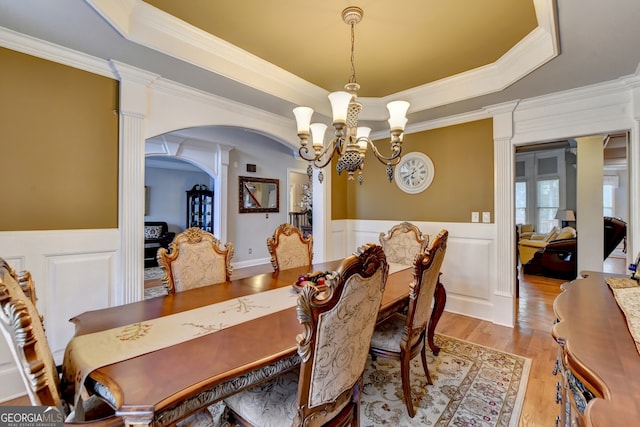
xmin=293 ymin=6 xmax=410 ymax=185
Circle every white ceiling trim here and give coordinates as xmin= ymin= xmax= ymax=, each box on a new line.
xmin=0 ymin=25 xmax=114 ymax=78
xmin=86 ymin=0 xmax=559 ymax=122
xmin=86 ymin=0 xmax=331 ymax=116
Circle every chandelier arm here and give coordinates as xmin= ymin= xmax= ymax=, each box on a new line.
xmin=359 ymin=137 xmax=403 ymax=165
xmin=298 ymin=138 xmax=342 ymax=169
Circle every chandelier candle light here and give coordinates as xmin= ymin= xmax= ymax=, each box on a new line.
xmin=293 ymin=6 xmax=410 ymax=185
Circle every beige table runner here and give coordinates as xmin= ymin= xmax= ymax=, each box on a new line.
xmin=63 ymin=262 xmax=409 ymax=409
xmin=606 ymin=277 xmax=640 ymax=354
xmin=63 ymin=285 xmax=299 ymax=409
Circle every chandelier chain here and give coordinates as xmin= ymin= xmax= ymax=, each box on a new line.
xmin=349 ymin=21 xmax=357 ymax=85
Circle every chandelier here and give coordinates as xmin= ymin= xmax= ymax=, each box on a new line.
xmin=293 ymin=6 xmax=410 ymax=185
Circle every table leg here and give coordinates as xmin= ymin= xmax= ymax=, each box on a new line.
xmin=427 ymin=277 xmax=446 ymax=355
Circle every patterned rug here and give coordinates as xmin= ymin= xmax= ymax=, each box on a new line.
xmin=144 ymin=266 xmax=164 ymax=280
xmin=187 ymin=334 xmax=530 ymax=427
xmin=139 ymin=272 xmax=530 ymax=426
xmin=144 ymin=267 xmax=168 ymax=299
xmin=361 ymin=334 xmax=530 ymax=426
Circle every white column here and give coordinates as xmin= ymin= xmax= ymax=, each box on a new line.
xmin=313 ymin=166 xmax=329 ymax=262
xmin=486 ymin=101 xmax=519 ymax=327
xmin=215 ymin=146 xmax=232 ymax=243
xmin=111 ymin=61 xmax=159 ymax=304
xmin=625 ymin=76 xmax=640 ymax=262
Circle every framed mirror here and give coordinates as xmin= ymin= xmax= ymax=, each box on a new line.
xmin=239 ymin=176 xmax=280 ymax=213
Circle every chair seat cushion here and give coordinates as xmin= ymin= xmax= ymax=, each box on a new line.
xmin=224 ymin=369 xmax=299 ymax=427
xmin=370 ymin=312 xmax=406 ymax=352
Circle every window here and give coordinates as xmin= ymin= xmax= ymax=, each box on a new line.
xmin=603 ymin=175 xmax=618 ymax=217
xmin=515 ymin=148 xmax=566 ymax=233
xmin=537 ymin=178 xmax=559 ymax=233
xmin=515 ymin=181 xmax=527 ymax=225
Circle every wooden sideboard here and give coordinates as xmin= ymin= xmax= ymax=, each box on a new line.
xmin=552 ymin=271 xmax=640 ymax=426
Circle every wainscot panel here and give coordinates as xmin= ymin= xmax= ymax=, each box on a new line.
xmin=334 ymin=219 xmax=498 ymax=323
xmin=0 ymin=229 xmax=119 ymax=402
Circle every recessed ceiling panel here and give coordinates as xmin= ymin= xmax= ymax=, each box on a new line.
xmin=145 ymin=0 xmax=537 ymax=97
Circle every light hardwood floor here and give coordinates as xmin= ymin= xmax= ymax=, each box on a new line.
xmin=3 ymin=258 xmax=629 ymax=427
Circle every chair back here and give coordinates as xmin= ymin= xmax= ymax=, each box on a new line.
xmin=294 ymin=243 xmax=388 ymax=425
xmin=267 ymin=223 xmax=313 ymax=271
xmin=405 ymin=229 xmax=448 ymax=350
xmin=379 ymin=221 xmax=428 ymax=265
xmin=0 ymin=258 xmax=62 ymax=407
xmin=158 ymin=228 xmax=234 ymax=293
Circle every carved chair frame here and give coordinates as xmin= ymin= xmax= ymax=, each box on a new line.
xmin=157 ymin=227 xmax=234 ymax=293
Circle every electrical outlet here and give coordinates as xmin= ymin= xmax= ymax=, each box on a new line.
xmin=471 ymin=212 xmax=479 ymax=223
xmin=248 ymin=248 xmax=252 ymax=254
xmin=482 ymin=212 xmax=491 ymax=223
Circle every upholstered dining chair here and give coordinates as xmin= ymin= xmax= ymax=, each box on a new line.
xmin=223 ymin=243 xmax=389 ymax=427
xmin=369 ymin=229 xmax=448 ymax=418
xmin=158 ymin=227 xmax=234 ymax=293
xmin=0 ymin=258 xmax=123 ymax=426
xmin=379 ymin=221 xmax=429 ymax=265
xmin=266 ymin=223 xmax=313 ymax=271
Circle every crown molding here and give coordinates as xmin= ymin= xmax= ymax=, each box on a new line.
xmin=0 ymin=25 xmax=114 ymax=78
xmin=86 ymin=0 xmax=559 ymax=122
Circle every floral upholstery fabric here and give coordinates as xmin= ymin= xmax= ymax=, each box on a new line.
xmin=267 ymin=224 xmax=313 ymax=271
xmin=371 ymin=246 xmax=444 ymax=351
xmin=382 ymin=232 xmax=425 ymax=265
xmin=177 ymin=403 xmax=227 ymax=427
xmin=412 ymin=250 xmax=444 ymax=333
xmin=309 ymin=268 xmax=384 ymax=407
xmin=380 ymin=222 xmax=428 ymax=266
xmin=224 ymin=369 xmax=300 ymax=427
xmin=172 ymin=241 xmax=228 ymax=292
xmin=224 ymin=245 xmax=386 ymax=427
xmin=370 ymin=312 xmax=409 ymax=351
xmin=274 ymin=233 xmax=311 ymax=270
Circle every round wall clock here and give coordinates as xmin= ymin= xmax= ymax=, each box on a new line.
xmin=394 ymin=152 xmax=435 ymax=194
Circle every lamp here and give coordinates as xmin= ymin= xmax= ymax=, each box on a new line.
xmin=293 ymin=6 xmax=409 ymax=185
xmin=555 ymin=209 xmax=576 ymax=228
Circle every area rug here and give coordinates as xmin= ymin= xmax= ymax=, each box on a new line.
xmin=144 ymin=267 xmax=168 ymax=299
xmin=149 ymin=335 xmax=530 ymax=427
xmin=144 ymin=266 xmax=164 ymax=280
xmin=144 ymin=285 xmax=168 ymax=299
xmin=361 ymin=334 xmax=530 ymax=426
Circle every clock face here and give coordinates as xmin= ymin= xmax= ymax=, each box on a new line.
xmin=394 ymin=152 xmax=434 ymax=194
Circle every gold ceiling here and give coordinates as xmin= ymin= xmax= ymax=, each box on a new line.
xmin=145 ymin=0 xmax=537 ymax=97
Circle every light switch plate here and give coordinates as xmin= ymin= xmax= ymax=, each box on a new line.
xmin=471 ymin=212 xmax=479 ymax=223
xmin=482 ymin=212 xmax=491 ymax=223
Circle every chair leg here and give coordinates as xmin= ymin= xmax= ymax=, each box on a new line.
xmin=420 ymin=344 xmax=433 ymax=385
xmin=400 ymin=350 xmax=416 ymax=418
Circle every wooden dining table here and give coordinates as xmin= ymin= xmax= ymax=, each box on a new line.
xmin=63 ymin=260 xmax=446 ymax=427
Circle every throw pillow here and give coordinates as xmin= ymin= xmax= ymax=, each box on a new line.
xmin=145 ymin=225 xmax=163 ymax=239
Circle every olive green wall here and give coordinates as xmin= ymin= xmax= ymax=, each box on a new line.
xmin=0 ymin=47 xmax=119 ymax=231
xmin=332 ymin=119 xmax=494 ymax=222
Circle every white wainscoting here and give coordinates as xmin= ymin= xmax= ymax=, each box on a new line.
xmin=0 ymin=229 xmax=120 ymax=402
xmin=330 ymin=219 xmax=501 ymax=323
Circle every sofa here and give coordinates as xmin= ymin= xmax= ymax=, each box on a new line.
xmin=518 ymin=226 xmax=577 ymax=266
xmin=521 ymin=217 xmax=626 ymax=280
xmin=517 ymin=224 xmax=536 ymax=240
xmin=144 ymin=221 xmax=175 ymax=267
